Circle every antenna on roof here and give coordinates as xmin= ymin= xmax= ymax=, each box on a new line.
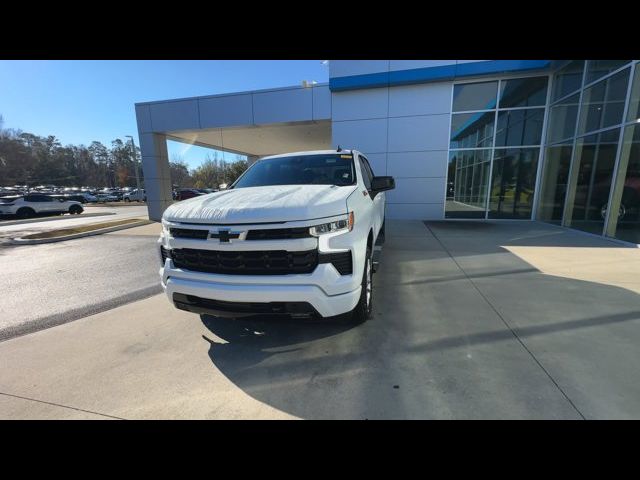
xmin=336 ymin=145 xmax=342 ymax=152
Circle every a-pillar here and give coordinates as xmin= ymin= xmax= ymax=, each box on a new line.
xmin=247 ymin=155 xmax=259 ymax=165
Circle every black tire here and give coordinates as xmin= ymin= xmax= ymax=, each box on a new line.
xmin=124 ymin=197 xmax=130 ymax=202
xmin=378 ymin=218 xmax=386 ymax=244
xmin=16 ymin=207 xmax=35 ymax=219
xmin=69 ymin=205 xmax=83 ymax=215
xmin=351 ymin=246 xmax=373 ymax=324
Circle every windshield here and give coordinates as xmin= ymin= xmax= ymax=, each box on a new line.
xmin=0 ymin=196 xmax=21 ymax=203
xmin=232 ymin=153 xmax=355 ymax=189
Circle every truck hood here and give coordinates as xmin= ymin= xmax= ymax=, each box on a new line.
xmin=163 ymin=184 xmax=357 ymax=224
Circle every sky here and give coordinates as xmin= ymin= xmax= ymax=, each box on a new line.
xmin=0 ymin=60 xmax=329 ymax=169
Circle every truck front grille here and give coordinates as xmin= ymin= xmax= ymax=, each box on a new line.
xmin=170 ymin=228 xmax=209 ymax=240
xmin=171 ymin=248 xmax=318 ymax=275
xmin=245 ymin=227 xmax=311 ymax=240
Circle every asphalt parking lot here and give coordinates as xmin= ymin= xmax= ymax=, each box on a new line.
xmin=0 ymin=220 xmax=639 ymax=419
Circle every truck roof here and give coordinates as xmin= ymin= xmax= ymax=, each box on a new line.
xmin=259 ymin=149 xmax=356 ymax=161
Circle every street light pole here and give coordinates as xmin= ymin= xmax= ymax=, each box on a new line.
xmin=125 ymin=135 xmax=141 ymax=195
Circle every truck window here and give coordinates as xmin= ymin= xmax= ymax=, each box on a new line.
xmin=358 ymin=155 xmax=373 ymax=190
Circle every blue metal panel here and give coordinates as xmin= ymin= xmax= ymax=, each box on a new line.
xmin=389 ymin=64 xmax=457 ymax=86
xmin=330 ymin=71 xmax=390 ymax=91
xmin=329 ymin=60 xmax=551 ymax=91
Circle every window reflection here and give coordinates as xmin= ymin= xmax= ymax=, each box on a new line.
xmin=578 ymin=68 xmax=629 ymax=135
xmin=585 ymin=60 xmax=631 ymax=85
xmin=626 ymin=66 xmax=640 ymax=122
xmin=445 ymin=149 xmax=491 ymax=218
xmin=546 ymin=94 xmax=579 ymax=143
xmin=489 ymin=148 xmax=539 ymax=219
xmin=567 ymin=129 xmax=620 ymax=234
xmin=552 ymin=60 xmax=585 ymax=101
xmin=537 ymin=143 xmax=573 ymax=224
xmin=609 ymin=125 xmax=640 ymax=243
xmin=452 ymin=81 xmax=498 ymax=112
xmin=495 ymin=108 xmax=545 ymax=147
xmin=499 ymin=77 xmax=548 ymax=108
xmin=450 ymin=112 xmax=495 ymax=149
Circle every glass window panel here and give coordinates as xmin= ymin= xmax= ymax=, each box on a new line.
xmin=498 ymin=77 xmax=548 ymax=108
xmin=552 ymin=60 xmax=585 ymax=101
xmin=586 ymin=60 xmax=631 ymax=85
xmin=445 ymin=149 xmax=491 ymax=218
xmin=567 ymin=128 xmax=621 ymax=234
xmin=452 ymin=81 xmax=498 ymax=112
xmin=547 ymin=93 xmax=579 ymax=144
xmin=627 ymin=66 xmax=640 ymax=122
xmin=450 ymin=111 xmax=495 ymax=149
xmin=495 ymin=108 xmax=545 ymax=147
xmin=537 ymin=143 xmax=573 ymax=224
xmin=578 ymin=68 xmax=629 ymax=135
xmin=488 ymin=148 xmax=540 ymax=219
xmin=609 ymin=124 xmax=640 ymax=244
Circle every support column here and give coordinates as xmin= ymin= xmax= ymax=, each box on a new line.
xmin=139 ymin=133 xmax=173 ymax=221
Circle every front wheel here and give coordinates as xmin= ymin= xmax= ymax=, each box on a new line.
xmin=16 ymin=207 xmax=35 ymax=219
xmin=350 ymin=246 xmax=373 ymax=324
xmin=69 ymin=205 xmax=83 ymax=215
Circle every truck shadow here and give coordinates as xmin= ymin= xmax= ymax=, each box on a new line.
xmin=197 ymin=221 xmax=640 ymax=419
xmin=200 ymin=313 xmax=355 ymax=372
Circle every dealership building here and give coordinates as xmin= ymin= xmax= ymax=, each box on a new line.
xmin=135 ymin=59 xmax=640 ymax=244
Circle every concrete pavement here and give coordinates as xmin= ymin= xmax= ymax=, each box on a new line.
xmin=1 ymin=220 xmax=639 ymax=419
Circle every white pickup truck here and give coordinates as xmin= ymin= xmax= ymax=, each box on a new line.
xmin=158 ymin=149 xmax=395 ymax=322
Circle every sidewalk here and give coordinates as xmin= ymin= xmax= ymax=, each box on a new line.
xmin=0 ymin=293 xmax=296 ymax=419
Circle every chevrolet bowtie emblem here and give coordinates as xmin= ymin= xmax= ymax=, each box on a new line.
xmin=210 ymin=229 xmax=241 ymax=243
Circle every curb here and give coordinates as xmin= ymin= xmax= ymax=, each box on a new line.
xmin=9 ymin=220 xmax=151 ymax=245
xmin=0 ymin=212 xmax=115 ymax=227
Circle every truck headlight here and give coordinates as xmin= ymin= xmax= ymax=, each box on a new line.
xmin=309 ymin=212 xmax=354 ymax=237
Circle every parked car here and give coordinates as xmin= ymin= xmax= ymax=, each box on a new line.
xmin=176 ymin=189 xmax=205 ymax=201
xmin=47 ymin=193 xmax=98 ymax=204
xmin=0 ymin=194 xmax=83 ymax=218
xmin=95 ymin=192 xmax=119 ymax=202
xmin=159 ymin=149 xmax=395 ymax=323
xmin=124 ymin=189 xmax=146 ymax=202
xmin=99 ymin=188 xmax=123 ymax=201
xmin=81 ymin=192 xmax=98 ymax=203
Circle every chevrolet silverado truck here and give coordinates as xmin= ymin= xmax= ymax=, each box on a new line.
xmin=158 ymin=149 xmax=395 ymax=322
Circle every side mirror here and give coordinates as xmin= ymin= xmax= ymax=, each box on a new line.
xmin=371 ymin=176 xmax=395 ymax=192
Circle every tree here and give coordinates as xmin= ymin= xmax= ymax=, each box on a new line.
xmin=226 ymin=159 xmax=248 ymax=184
xmin=191 ymin=157 xmax=219 ymax=189
xmin=0 ymin=117 xmax=247 ymax=191
xmin=169 ymin=156 xmax=192 ymax=187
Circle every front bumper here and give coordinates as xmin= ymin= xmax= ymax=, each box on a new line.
xmin=161 ymin=268 xmax=361 ymax=318
xmin=158 ymin=216 xmax=368 ymax=318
